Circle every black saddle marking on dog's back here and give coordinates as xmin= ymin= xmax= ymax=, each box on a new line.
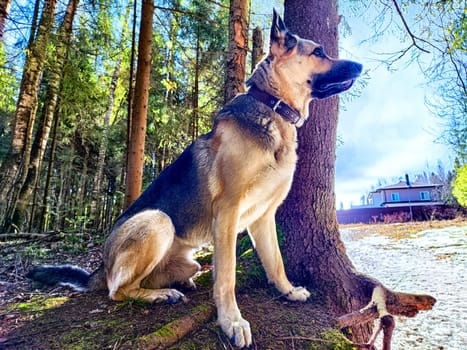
xmin=115 ymin=137 xmax=209 ymax=237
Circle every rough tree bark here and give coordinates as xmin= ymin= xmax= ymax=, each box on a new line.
xmin=124 ymin=0 xmax=154 ymax=209
xmin=122 ymin=0 xmax=138 ymax=197
xmin=277 ymin=1 xmax=436 ymax=346
xmin=0 ymin=0 xmax=58 ymax=231
xmin=224 ymin=0 xmax=248 ymax=103
xmin=15 ymin=0 xmax=79 ymax=231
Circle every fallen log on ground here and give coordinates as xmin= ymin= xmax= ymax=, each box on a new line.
xmin=121 ymin=302 xmax=216 ymax=350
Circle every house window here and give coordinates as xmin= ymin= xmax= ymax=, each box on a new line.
xmin=420 ymin=191 xmax=431 ymax=201
xmin=391 ymin=192 xmax=400 ymax=202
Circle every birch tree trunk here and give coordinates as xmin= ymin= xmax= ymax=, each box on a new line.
xmin=0 ymin=0 xmax=58 ymax=231
xmin=124 ymin=0 xmax=154 ymax=208
xmin=224 ymin=0 xmax=248 ymax=103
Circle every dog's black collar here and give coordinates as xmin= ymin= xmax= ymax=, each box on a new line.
xmin=247 ymin=85 xmax=302 ymax=125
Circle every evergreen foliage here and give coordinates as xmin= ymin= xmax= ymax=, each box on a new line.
xmin=0 ymin=0 xmax=229 ymax=232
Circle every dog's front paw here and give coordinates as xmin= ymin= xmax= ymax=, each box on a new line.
xmin=286 ymin=286 xmax=310 ymax=302
xmin=218 ymin=315 xmax=252 ymax=348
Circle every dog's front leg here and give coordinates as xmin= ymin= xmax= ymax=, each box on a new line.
xmin=212 ymin=205 xmax=252 ymax=348
xmin=249 ymin=212 xmax=311 ymax=302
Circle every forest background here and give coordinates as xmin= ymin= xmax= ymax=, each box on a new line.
xmin=0 ymin=0 xmax=465 ymax=233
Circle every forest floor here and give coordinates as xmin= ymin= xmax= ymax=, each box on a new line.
xmin=0 ymin=219 xmax=463 ymax=350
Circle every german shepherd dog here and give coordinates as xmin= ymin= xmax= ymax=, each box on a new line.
xmin=28 ymin=10 xmax=362 ymax=347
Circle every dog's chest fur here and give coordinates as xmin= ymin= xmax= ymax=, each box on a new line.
xmin=210 ymin=94 xmax=298 ymax=231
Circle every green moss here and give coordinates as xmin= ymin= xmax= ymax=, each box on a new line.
xmin=151 ymin=323 xmax=176 ymax=338
xmin=307 ymin=329 xmax=356 ymax=350
xmin=14 ymin=296 xmax=68 ymax=313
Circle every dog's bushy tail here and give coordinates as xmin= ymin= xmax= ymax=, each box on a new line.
xmin=26 ymin=265 xmax=92 ymax=292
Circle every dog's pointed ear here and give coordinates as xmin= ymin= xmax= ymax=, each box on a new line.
xmin=271 ymin=9 xmax=287 ymax=42
xmin=270 ymin=9 xmax=297 ymax=58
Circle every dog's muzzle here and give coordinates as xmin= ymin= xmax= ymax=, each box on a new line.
xmin=311 ymin=60 xmax=363 ymax=99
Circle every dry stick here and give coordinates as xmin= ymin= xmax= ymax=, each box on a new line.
xmin=121 ymin=303 xmax=216 ymax=350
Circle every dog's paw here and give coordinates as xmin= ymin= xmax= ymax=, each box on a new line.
xmin=218 ymin=315 xmax=252 ymax=348
xmin=286 ymin=286 xmax=311 ymax=302
xmin=152 ymin=288 xmax=187 ymax=304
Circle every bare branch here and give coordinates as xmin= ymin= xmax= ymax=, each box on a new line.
xmin=391 ymin=0 xmax=430 ymax=53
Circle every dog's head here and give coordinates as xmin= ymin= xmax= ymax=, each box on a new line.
xmin=248 ymin=10 xmax=362 ymax=119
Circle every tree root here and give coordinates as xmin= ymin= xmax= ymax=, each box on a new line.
xmin=338 ymin=285 xmax=436 ymax=350
xmin=121 ymin=302 xmax=215 ymax=350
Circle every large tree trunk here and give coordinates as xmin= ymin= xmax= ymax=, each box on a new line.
xmin=0 ymin=0 xmax=11 ymax=41
xmin=223 ymin=0 xmax=248 ymax=104
xmin=0 ymin=0 xmax=58 ymax=231
xmin=15 ymin=0 xmax=79 ymax=231
xmin=124 ymin=0 xmax=154 ymax=208
xmin=278 ymin=1 xmax=435 ymax=346
xmin=122 ymin=0 xmax=138 ymax=198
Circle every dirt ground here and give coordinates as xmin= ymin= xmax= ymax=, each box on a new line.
xmin=0 ymin=233 xmax=348 ymax=350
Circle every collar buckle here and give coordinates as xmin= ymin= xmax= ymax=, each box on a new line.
xmin=247 ymin=85 xmax=302 ymax=126
xmin=272 ymin=99 xmax=282 ymax=111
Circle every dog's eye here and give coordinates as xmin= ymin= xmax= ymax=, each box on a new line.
xmin=311 ymin=47 xmax=326 ymax=58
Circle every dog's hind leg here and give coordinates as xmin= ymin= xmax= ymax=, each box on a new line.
xmin=104 ymin=210 xmax=185 ymax=303
xmin=142 ymin=238 xmax=201 ymax=291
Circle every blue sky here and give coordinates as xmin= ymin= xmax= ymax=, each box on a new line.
xmin=335 ymin=7 xmax=453 ymax=208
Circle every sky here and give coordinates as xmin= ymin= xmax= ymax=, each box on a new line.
xmin=334 ymin=7 xmax=453 ymax=209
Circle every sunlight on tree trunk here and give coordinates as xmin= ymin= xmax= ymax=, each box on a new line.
xmin=124 ymin=0 xmax=154 ymax=209
xmin=224 ymin=0 xmax=248 ymax=104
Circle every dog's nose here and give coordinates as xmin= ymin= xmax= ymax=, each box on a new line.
xmin=352 ymin=62 xmax=363 ymax=76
